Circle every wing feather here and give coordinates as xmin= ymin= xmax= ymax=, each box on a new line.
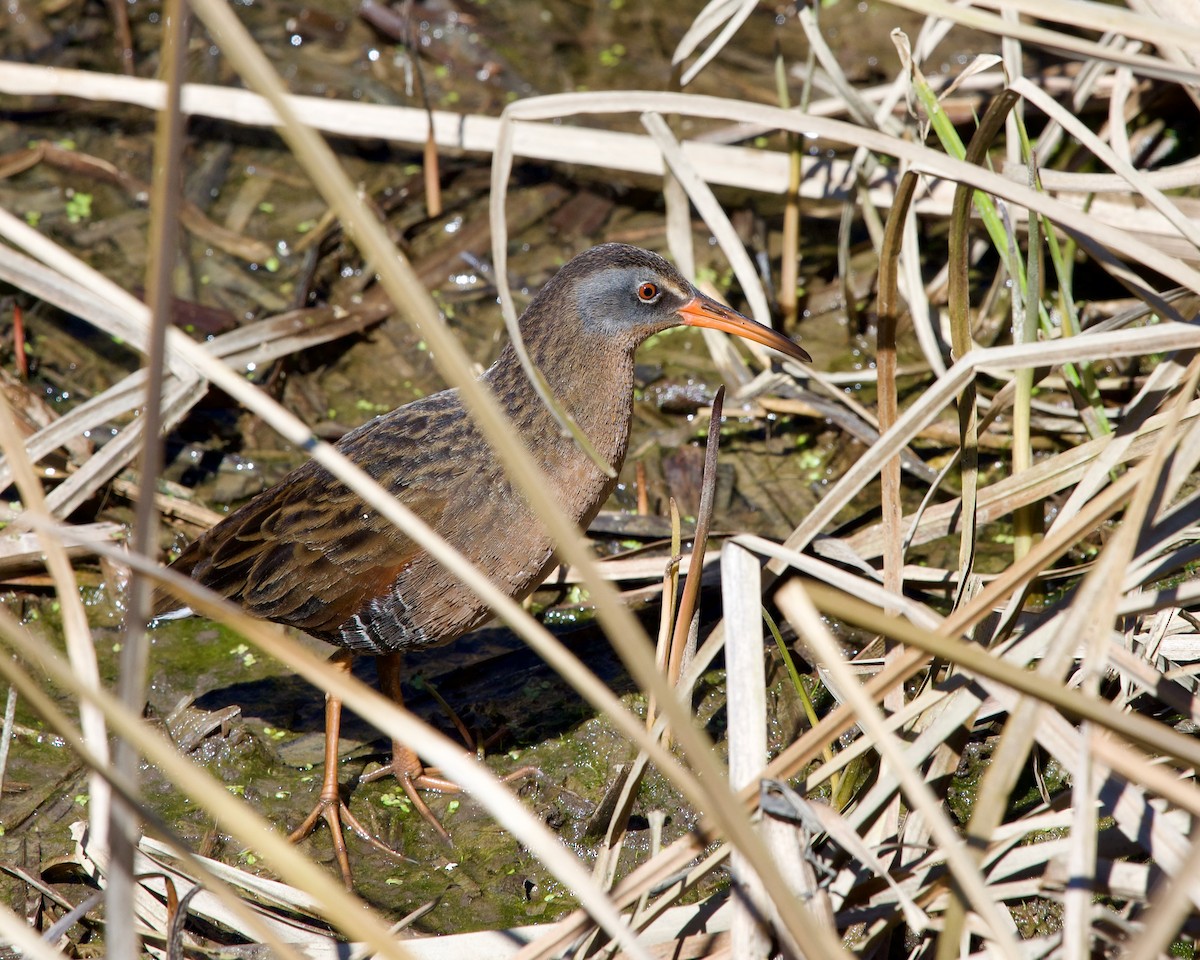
xmin=156 ymin=393 xmax=461 ymax=644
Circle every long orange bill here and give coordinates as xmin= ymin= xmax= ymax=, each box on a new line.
xmin=676 ymin=294 xmax=812 ymax=364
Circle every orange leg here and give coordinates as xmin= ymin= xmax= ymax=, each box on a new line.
xmin=358 ymin=653 xmax=539 ymax=845
xmin=359 ymin=652 xmax=457 ymax=842
xmin=287 ymin=650 xmax=406 ymax=888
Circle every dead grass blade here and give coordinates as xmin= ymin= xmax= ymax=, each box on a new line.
xmin=108 ymin=6 xmax=188 ymax=950
xmin=722 ymin=542 xmax=772 ymax=958
xmin=0 ymin=899 xmax=72 ymax=960
xmin=673 ymin=0 xmax=758 ymax=86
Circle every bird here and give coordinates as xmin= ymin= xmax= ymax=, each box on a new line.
xmin=155 ymin=242 xmax=811 ymax=886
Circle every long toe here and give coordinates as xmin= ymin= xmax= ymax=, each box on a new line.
xmin=288 ymin=794 xmax=410 ymax=888
xmin=398 ymin=773 xmax=454 ymax=844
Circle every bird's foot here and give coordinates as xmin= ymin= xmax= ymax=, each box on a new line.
xmin=360 ymin=745 xmax=539 ymax=843
xmin=288 ymin=791 xmax=409 ymax=889
xmin=360 ymin=749 xmax=459 ymax=843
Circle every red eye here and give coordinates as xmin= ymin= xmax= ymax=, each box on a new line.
xmin=637 ymin=282 xmax=659 ymax=302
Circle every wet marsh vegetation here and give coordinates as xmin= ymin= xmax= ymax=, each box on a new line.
xmin=3 ymin=0 xmax=1200 ymax=957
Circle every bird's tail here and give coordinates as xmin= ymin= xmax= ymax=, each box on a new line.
xmin=148 ymin=541 xmax=202 ymax=623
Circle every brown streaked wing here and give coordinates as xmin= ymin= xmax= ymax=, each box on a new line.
xmin=160 ymin=457 xmax=447 ymax=641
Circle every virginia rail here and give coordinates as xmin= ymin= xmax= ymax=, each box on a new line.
xmin=158 ymin=243 xmax=810 ymax=885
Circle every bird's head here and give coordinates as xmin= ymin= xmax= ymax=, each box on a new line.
xmin=525 ymin=243 xmax=811 ymax=364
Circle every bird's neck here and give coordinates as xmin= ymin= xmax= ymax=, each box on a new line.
xmin=483 ymin=338 xmax=637 ymax=502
